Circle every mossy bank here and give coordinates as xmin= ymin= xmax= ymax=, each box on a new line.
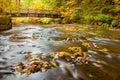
xmin=0 ymin=14 xmax=12 ymax=31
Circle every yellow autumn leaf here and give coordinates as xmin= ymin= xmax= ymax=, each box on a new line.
xmin=15 ymin=67 xmax=22 ymax=72
xmin=70 ymin=55 xmax=75 ymax=58
xmin=24 ymin=51 xmax=32 ymax=58
xmin=57 ymin=52 xmax=66 ymax=57
xmin=22 ymin=73 xmax=28 ymax=77
xmin=36 ymin=64 xmax=41 ymax=69
xmin=24 ymin=68 xmax=30 ymax=73
xmin=97 ymin=60 xmax=101 ymax=63
xmin=101 ymin=48 xmax=108 ymax=52
xmin=49 ymin=53 xmax=55 ymax=58
xmin=49 ymin=61 xmax=56 ymax=67
xmin=74 ymin=51 xmax=82 ymax=56
xmin=42 ymin=62 xmax=49 ymax=67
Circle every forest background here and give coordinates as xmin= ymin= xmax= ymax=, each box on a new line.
xmin=0 ymin=0 xmax=120 ymax=27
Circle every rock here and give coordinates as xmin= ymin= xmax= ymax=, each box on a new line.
xmin=0 ymin=15 xmax=12 ymax=31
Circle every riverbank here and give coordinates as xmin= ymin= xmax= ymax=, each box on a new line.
xmin=13 ymin=23 xmax=120 ymax=31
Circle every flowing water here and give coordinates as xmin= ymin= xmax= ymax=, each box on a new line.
xmin=0 ymin=23 xmax=120 ymax=80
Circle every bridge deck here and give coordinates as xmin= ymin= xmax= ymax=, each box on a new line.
xmin=6 ymin=9 xmax=61 ymax=18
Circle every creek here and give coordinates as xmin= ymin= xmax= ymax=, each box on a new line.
xmin=0 ymin=23 xmax=120 ymax=80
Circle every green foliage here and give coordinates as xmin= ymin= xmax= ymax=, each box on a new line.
xmin=0 ymin=0 xmax=119 ymax=26
xmin=58 ymin=0 xmax=120 ymax=27
xmin=0 ymin=0 xmax=11 ymax=10
xmin=21 ymin=0 xmax=34 ymax=8
xmin=21 ymin=0 xmax=58 ymax=10
xmin=70 ymin=8 xmax=82 ymax=22
xmin=111 ymin=20 xmax=118 ymax=26
xmin=38 ymin=18 xmax=53 ymax=24
xmin=84 ymin=14 xmax=112 ymax=24
xmin=61 ymin=17 xmax=70 ymax=24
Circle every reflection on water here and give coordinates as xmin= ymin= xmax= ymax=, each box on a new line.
xmin=0 ymin=24 xmax=120 ymax=80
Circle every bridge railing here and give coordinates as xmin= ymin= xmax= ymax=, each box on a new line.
xmin=5 ymin=8 xmax=60 ymax=15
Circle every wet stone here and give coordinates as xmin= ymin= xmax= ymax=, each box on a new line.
xmin=32 ymin=45 xmax=36 ymax=47
xmin=2 ymin=57 xmax=8 ymax=60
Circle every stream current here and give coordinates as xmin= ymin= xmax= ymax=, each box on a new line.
xmin=0 ymin=24 xmax=120 ymax=80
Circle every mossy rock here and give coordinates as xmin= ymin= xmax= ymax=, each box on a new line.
xmin=0 ymin=24 xmax=12 ymax=31
xmin=0 ymin=15 xmax=11 ymax=24
xmin=0 ymin=8 xmax=2 ymax=12
xmin=0 ymin=14 xmax=12 ymax=31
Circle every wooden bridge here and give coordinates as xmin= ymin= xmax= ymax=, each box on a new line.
xmin=6 ymin=8 xmax=61 ymax=18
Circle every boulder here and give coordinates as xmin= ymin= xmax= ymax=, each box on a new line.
xmin=0 ymin=15 xmax=12 ymax=31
